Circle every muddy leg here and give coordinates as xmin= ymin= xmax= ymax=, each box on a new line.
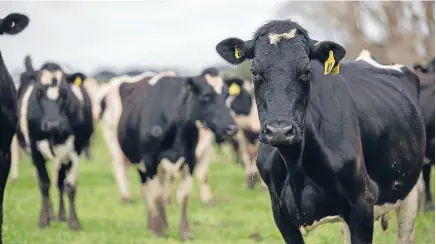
xmin=195 ymin=146 xmax=214 ymax=205
xmin=57 ymin=163 xmax=69 ymax=221
xmin=65 ymin=155 xmax=81 ymax=230
xmin=178 ymin=165 xmax=194 ymax=241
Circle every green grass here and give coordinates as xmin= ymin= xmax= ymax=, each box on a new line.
xmin=3 ymin=125 xmax=435 ymax=244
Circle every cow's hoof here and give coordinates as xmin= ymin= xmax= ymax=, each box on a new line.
xmin=380 ymin=215 xmax=388 ymax=231
xmin=68 ymin=219 xmax=82 ymax=230
xmin=121 ymin=197 xmax=133 ymax=204
xmin=58 ymin=212 xmax=66 ymax=222
xmin=203 ymin=199 xmax=217 ymax=208
xmin=38 ymin=221 xmax=49 ymax=229
xmin=424 ymin=202 xmax=434 ymax=212
xmin=180 ymin=232 xmax=194 ymax=241
xmin=11 ymin=178 xmax=17 ymax=184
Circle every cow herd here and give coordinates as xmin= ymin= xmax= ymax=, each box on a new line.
xmin=0 ymin=12 xmax=434 ymax=244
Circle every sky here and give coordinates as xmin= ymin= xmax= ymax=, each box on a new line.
xmin=0 ymin=1 xmax=287 ymax=76
xmin=0 ymin=1 xmax=397 ymax=78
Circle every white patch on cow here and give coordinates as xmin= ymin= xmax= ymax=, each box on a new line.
xmin=10 ymin=135 xmax=20 ymax=182
xmin=195 ymin=126 xmax=214 ymax=204
xmin=235 ymin=129 xmax=259 ymax=177
xmin=134 ymin=163 xmax=147 ymax=173
xmin=232 ymin=96 xmax=261 ymax=132
xmin=299 ymin=215 xmax=342 ymax=236
xmin=161 ymin=157 xmax=185 ymax=180
xmin=70 ymin=84 xmax=84 ymax=102
xmin=160 ymin=157 xmax=185 ymax=203
xmin=46 ymin=86 xmax=59 ymax=100
xmin=51 ymin=136 xmax=75 ymax=161
xmin=37 ymin=140 xmax=54 ymax=160
xmin=340 ymin=221 xmax=351 ymax=244
xmin=40 ymin=70 xmax=54 ymax=85
xmin=66 ymin=151 xmax=80 ymax=185
xmin=268 ymin=29 xmax=297 ymax=45
xmin=204 ymin=74 xmax=223 ymax=94
xmin=356 ymin=49 xmax=404 ymax=72
xmin=148 ymin=71 xmax=176 ymax=85
xmin=20 ymin=84 xmax=34 ymax=147
xmin=225 ymin=95 xmax=235 ymax=108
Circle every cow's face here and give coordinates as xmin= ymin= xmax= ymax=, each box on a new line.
xmin=224 ymin=77 xmax=253 ymax=116
xmin=33 ymin=67 xmax=85 ymax=136
xmin=187 ymin=70 xmax=238 ymax=140
xmin=216 ymin=20 xmax=345 ymax=146
xmin=0 ymin=13 xmax=29 ymax=35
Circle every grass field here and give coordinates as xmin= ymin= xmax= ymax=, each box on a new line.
xmin=3 ymin=125 xmax=435 ymax=244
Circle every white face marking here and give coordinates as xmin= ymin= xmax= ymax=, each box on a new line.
xmin=40 ymin=70 xmax=63 ymax=86
xmin=268 ymin=29 xmax=297 ymax=45
xmin=204 ymin=74 xmax=223 ymax=94
xmin=46 ymin=86 xmax=59 ymax=100
xmin=356 ymin=49 xmax=404 ymax=72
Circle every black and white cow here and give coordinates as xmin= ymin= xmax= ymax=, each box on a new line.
xmin=100 ymin=67 xmax=237 ymax=240
xmin=0 ymin=12 xmax=29 ymax=243
xmin=216 ymin=20 xmax=425 ymax=244
xmin=213 ymin=77 xmax=264 ymax=189
xmin=16 ymin=59 xmax=94 ymax=230
xmin=413 ymin=59 xmax=435 ymax=211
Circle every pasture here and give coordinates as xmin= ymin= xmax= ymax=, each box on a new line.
xmin=3 ymin=125 xmax=435 ymax=244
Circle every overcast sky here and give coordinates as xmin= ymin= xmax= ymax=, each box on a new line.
xmin=1 ymin=1 xmax=392 ymax=77
xmin=0 ymin=1 xmax=290 ymax=76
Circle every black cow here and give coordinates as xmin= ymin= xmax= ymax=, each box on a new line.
xmin=16 ymin=59 xmax=94 ymax=230
xmin=216 ymin=20 xmax=425 ymax=244
xmin=413 ymin=59 xmax=435 ymax=211
xmin=0 ymin=12 xmax=29 ymax=243
xmin=105 ymin=67 xmax=237 ymax=240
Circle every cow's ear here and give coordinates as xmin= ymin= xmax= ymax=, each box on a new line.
xmin=65 ymin=73 xmax=86 ymax=86
xmin=310 ymin=41 xmax=346 ymax=75
xmin=0 ymin=13 xmax=29 ymax=35
xmin=216 ymin=38 xmax=254 ymax=65
xmin=413 ymin=64 xmax=427 ymax=73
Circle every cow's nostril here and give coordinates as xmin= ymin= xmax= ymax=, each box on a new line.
xmin=265 ymin=124 xmax=274 ymax=136
xmin=284 ymin=125 xmax=294 ymax=137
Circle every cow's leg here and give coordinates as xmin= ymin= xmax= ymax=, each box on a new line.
xmin=10 ymin=135 xmax=19 ymax=183
xmin=31 ymin=148 xmax=52 ymax=228
xmin=396 ymin=181 xmax=419 ymax=244
xmin=177 ymin=164 xmax=194 ymax=241
xmin=65 ymin=153 xmax=81 ymax=230
xmin=422 ymin=163 xmax=434 ymax=211
xmin=0 ymin=149 xmax=12 ymax=243
xmin=269 ymin=193 xmax=304 ymax=244
xmin=138 ymin=161 xmax=166 ymax=237
xmin=57 ymin=163 xmax=69 ymax=221
xmin=195 ymin=146 xmax=214 ymax=205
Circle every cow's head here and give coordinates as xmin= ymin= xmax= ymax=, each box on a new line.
xmin=224 ymin=77 xmax=253 ymax=116
xmin=185 ymin=67 xmax=238 ymax=140
xmin=216 ymin=20 xmax=346 ymax=146
xmin=0 ymin=13 xmax=29 ymax=35
xmin=32 ymin=63 xmax=85 ymax=136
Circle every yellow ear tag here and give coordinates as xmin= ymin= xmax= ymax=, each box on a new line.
xmin=324 ymin=50 xmax=335 ymax=75
xmin=73 ymin=77 xmax=82 ymax=86
xmin=331 ymin=64 xmax=340 ymax=75
xmin=235 ymin=47 xmax=242 ymax=59
xmin=229 ymin=83 xmax=241 ymax=96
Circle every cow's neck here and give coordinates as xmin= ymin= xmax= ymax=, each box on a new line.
xmin=177 ymin=85 xmax=197 ymax=125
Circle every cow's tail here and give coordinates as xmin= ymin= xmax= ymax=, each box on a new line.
xmin=24 ymin=55 xmax=34 ymax=72
xmin=99 ymin=95 xmax=107 ymax=120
